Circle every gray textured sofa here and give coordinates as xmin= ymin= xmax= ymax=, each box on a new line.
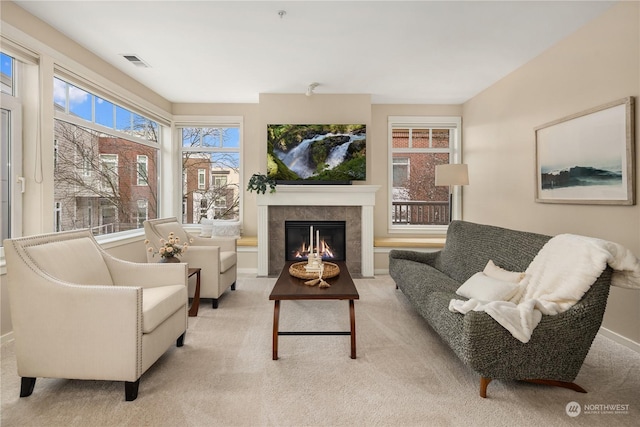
xmin=389 ymin=220 xmax=611 ymax=397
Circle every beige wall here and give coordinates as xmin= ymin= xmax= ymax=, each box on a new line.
xmin=462 ymin=1 xmax=640 ymax=343
xmin=2 ymin=0 xmax=639 ymax=348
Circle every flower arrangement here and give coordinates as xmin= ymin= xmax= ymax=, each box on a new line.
xmin=145 ymin=232 xmax=193 ymax=259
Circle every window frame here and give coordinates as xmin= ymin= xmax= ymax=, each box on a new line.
xmin=53 ymin=74 xmax=164 ymax=236
xmin=175 ymin=116 xmax=243 ymax=225
xmin=198 ymin=168 xmax=206 ymax=190
xmin=1 ymin=52 xmax=23 ymax=259
xmin=387 ymin=116 xmax=462 ymax=235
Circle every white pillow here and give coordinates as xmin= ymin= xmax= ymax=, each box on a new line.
xmin=484 ymin=260 xmax=525 ymax=283
xmin=456 ymin=272 xmax=521 ymax=302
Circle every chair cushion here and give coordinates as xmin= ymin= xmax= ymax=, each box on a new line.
xmin=24 ymin=237 xmax=113 ymax=285
xmin=142 ymin=285 xmax=187 ymax=333
xmin=220 ymin=251 xmax=237 ymax=273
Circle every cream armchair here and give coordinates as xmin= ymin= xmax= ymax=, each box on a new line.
xmin=144 ymin=217 xmax=237 ymax=308
xmin=3 ymin=229 xmax=188 ymax=401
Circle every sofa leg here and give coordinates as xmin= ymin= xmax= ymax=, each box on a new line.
xmin=231 ymin=282 xmax=236 ymax=291
xmin=212 ymin=298 xmax=219 ymax=309
xmin=125 ymin=380 xmax=139 ymax=401
xmin=177 ymin=332 xmax=185 ymax=347
xmin=480 ymin=377 xmax=492 ymax=398
xmin=524 ymin=379 xmax=587 ymax=393
xmin=20 ymin=377 xmax=36 ymax=397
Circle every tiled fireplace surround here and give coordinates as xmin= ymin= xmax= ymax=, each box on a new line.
xmin=257 ymin=185 xmax=379 ymax=277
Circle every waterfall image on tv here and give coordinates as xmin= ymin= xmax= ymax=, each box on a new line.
xmin=267 ymin=124 xmax=366 ymax=183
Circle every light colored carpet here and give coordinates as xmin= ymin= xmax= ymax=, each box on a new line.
xmin=2 ymin=274 xmax=639 ymax=427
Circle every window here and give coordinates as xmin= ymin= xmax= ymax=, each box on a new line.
xmin=83 ymin=155 xmax=92 ymax=177
xmin=388 ymin=116 xmax=461 ymax=233
xmin=392 ymin=157 xmax=409 ymax=187
xmin=198 ymin=168 xmax=206 ymax=190
xmin=53 ymin=77 xmax=160 ymax=234
xmin=179 ymin=122 xmax=241 ymax=223
xmin=137 ymin=155 xmax=148 ymax=186
xmin=136 ymin=199 xmax=148 ymax=227
xmin=1 ymin=52 xmax=23 ymax=247
xmin=199 ymin=198 xmax=208 ymax=218
xmin=213 ymin=175 xmax=227 ymax=187
xmin=100 ymin=154 xmax=118 ymax=190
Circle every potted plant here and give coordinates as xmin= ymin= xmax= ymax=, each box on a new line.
xmin=247 ymin=173 xmax=277 ymax=194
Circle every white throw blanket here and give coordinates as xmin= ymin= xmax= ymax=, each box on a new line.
xmin=449 ymin=234 xmax=640 ymax=343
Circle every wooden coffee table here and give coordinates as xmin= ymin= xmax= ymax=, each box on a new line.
xmin=269 ymin=261 xmax=359 ymax=360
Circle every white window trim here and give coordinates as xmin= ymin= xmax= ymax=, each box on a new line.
xmin=387 ymin=116 xmax=462 ymax=235
xmin=0 ymin=60 xmax=23 ymax=266
xmin=174 ymin=116 xmax=243 ymax=225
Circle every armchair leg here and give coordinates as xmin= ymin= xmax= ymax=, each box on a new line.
xmin=177 ymin=332 xmax=185 ymax=347
xmin=231 ymin=282 xmax=236 ymax=291
xmin=125 ymin=380 xmax=139 ymax=401
xmin=20 ymin=377 xmax=36 ymax=397
xmin=212 ymin=298 xmax=219 ymax=309
xmin=480 ymin=377 xmax=492 ymax=398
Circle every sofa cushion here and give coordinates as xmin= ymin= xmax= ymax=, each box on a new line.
xmin=142 ymin=285 xmax=187 ymax=333
xmin=220 ymin=251 xmax=237 ymax=273
xmin=25 ymin=237 xmax=113 ymax=285
xmin=484 ymin=260 xmax=525 ymax=283
xmin=456 ymin=272 xmax=521 ymax=302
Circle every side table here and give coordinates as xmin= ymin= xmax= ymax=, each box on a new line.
xmin=187 ymin=267 xmax=201 ymax=317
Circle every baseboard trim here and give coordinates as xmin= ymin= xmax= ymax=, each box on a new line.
xmin=599 ymin=327 xmax=640 ymax=353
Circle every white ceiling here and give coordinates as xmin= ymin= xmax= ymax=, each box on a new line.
xmin=13 ymin=1 xmax=615 ymax=104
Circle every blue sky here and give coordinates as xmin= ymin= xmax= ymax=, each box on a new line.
xmin=1 ymin=53 xmax=12 ymax=78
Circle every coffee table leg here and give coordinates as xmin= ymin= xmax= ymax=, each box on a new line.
xmin=272 ymin=300 xmax=280 ymax=360
xmin=349 ymin=299 xmax=356 ymax=359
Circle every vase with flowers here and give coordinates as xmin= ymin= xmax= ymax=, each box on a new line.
xmin=145 ymin=232 xmax=193 ymax=263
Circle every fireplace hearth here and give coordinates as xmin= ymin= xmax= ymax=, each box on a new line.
xmin=285 ymin=221 xmax=346 ymax=262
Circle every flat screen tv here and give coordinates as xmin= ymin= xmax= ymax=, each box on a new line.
xmin=267 ymin=124 xmax=366 ymax=184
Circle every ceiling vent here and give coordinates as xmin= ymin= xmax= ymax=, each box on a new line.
xmin=121 ymin=54 xmax=150 ymax=68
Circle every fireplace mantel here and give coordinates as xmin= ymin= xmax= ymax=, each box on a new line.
xmin=257 ymin=185 xmax=380 ymax=277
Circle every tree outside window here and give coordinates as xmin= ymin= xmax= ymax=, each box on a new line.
xmin=53 ymin=77 xmax=160 ymax=235
xmin=180 ymin=126 xmax=240 ymax=223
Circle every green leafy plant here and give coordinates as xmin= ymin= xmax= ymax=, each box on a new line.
xmin=247 ymin=173 xmax=277 ymax=194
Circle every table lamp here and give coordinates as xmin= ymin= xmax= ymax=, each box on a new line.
xmin=435 ymin=164 xmax=469 ymax=223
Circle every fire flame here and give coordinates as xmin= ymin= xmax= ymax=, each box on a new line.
xmin=292 ymin=239 xmax=335 ymax=260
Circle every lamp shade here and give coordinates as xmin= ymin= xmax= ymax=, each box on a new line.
xmin=435 ymin=164 xmax=469 ymax=186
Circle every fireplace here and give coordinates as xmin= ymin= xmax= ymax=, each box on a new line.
xmin=256 ymin=184 xmax=380 ymax=277
xmin=285 ymin=221 xmax=346 ymax=262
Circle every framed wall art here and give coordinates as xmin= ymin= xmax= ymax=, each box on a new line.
xmin=535 ymin=96 xmax=635 ymax=205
